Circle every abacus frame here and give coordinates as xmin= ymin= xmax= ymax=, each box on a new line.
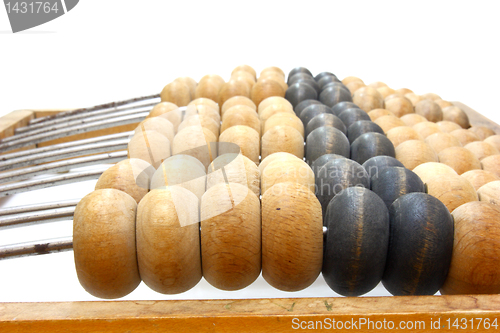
xmin=1 ymin=104 xmax=499 ymax=332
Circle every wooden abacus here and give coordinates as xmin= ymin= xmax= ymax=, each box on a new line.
xmin=1 ymin=65 xmax=500 ymax=332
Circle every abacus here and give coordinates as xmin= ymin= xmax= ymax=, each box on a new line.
xmin=1 ymin=65 xmax=500 ymax=332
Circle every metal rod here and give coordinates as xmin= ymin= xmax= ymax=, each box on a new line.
xmin=0 ymin=199 xmax=80 ymax=216
xmin=6 ymin=106 xmax=152 ymax=142
xmin=16 ymin=101 xmax=157 ymax=134
xmin=0 ymin=237 xmax=73 ymax=260
xmin=0 ymin=139 xmax=129 ymax=171
xmin=0 ymin=207 xmax=75 ymax=229
xmin=0 ymin=112 xmax=147 ymax=153
xmin=0 ymin=169 xmax=106 ymax=197
xmin=28 ymin=93 xmax=160 ymax=125
xmin=0 ymin=151 xmax=126 ymax=183
xmin=0 ymin=131 xmax=132 ymax=162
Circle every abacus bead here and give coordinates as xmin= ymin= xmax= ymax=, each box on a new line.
xmin=484 ymin=135 xmax=500 ymax=151
xmin=232 ymin=70 xmax=256 ymax=88
xmin=188 ymin=98 xmax=220 ymax=113
xmin=395 ymin=140 xmax=438 ymax=170
xmin=477 ymin=181 xmax=500 ymax=206
xmin=261 ymin=159 xmax=315 ymax=195
xmin=127 ymin=130 xmax=171 ymax=169
xmin=400 ymin=113 xmax=428 ymax=127
xmin=160 ymin=81 xmax=192 ymax=107
xmin=258 ymin=96 xmax=293 ymax=115
xmin=426 ymin=174 xmax=478 ymax=212
xmin=148 ymin=102 xmax=178 ymax=118
xmin=185 ymin=104 xmax=220 ymax=124
xmin=174 ymin=77 xmax=197 ymax=98
xmin=436 ymin=121 xmax=462 ymax=133
xmin=258 ymin=73 xmax=288 ymax=93
xmin=222 ymin=105 xmax=258 ymax=122
xmin=323 ymin=187 xmax=389 ymax=296
xmin=319 ymin=84 xmax=353 ymax=108
xmin=415 ymin=100 xmax=443 ymax=122
xmin=368 ymin=81 xmax=387 ymax=89
xmin=315 ymin=158 xmax=370 ymax=216
xmin=443 ymin=106 xmax=470 ymax=128
xmin=345 ymin=81 xmax=366 ymax=94
xmin=264 ymin=113 xmax=304 ymax=138
xmin=422 ymin=92 xmax=442 ymax=101
xmin=374 ymin=115 xmax=405 ymax=133
xmin=294 ymin=99 xmax=322 ymax=116
xmin=450 ymin=129 xmax=480 ymax=146
xmin=440 ymin=202 xmax=500 ymax=294
xmin=251 ymin=79 xmax=285 ymax=107
xmin=260 ymin=66 xmax=285 ymax=80
xmin=461 ymin=170 xmax=500 ymax=191
xmin=434 ymin=99 xmax=454 ymax=109
xmin=201 ymin=183 xmax=261 ymax=290
xmin=438 ymin=147 xmax=481 ymax=175
xmin=137 ymin=188 xmax=201 ymax=294
xmin=290 ymin=76 xmax=320 ymax=94
xmin=469 ymin=126 xmax=496 ymax=140
xmin=384 ymin=96 xmax=414 ymax=117
xmin=481 ymin=155 xmax=500 ymax=178
xmin=259 ymin=152 xmax=301 ymax=174
xmin=413 ymin=122 xmax=442 ymax=139
xmin=424 ymin=132 xmax=462 ymax=153
xmin=371 ymin=167 xmax=425 ymax=209
xmin=260 ymin=104 xmax=295 ymax=126
xmin=288 ymin=67 xmax=313 ymax=81
xmin=412 ymin=162 xmax=458 ymax=184
xmin=338 ymin=108 xmax=371 ymax=129
xmin=405 ymin=93 xmax=425 ymax=106
xmin=347 ymin=120 xmax=384 ymax=144
xmin=395 ymin=88 xmax=413 ymax=96
xmin=179 ymin=115 xmax=220 ymax=139
xmin=218 ymin=80 xmax=251 ymax=107
xmin=311 ymin=153 xmax=347 ymax=176
xmin=386 ymin=126 xmax=422 ymax=148
xmin=306 ymin=127 xmax=350 ymax=164
xmin=368 ymin=109 xmax=394 ymax=121
xmin=350 ymin=132 xmax=396 ymax=165
xmin=172 ymin=126 xmax=217 ymax=169
xmin=157 ymin=109 xmax=182 ymax=132
xmin=300 ymin=104 xmax=334 ymax=125
xmin=305 ymin=113 xmax=346 ymax=138
xmin=331 ymin=101 xmax=361 ymax=117
xmin=464 ymin=141 xmax=499 ymax=161
xmin=317 ymin=74 xmax=340 ymax=89
xmin=221 ymin=111 xmax=261 ymax=136
xmin=342 ymin=76 xmax=364 ymax=85
xmin=221 ymin=96 xmax=257 ymax=115
xmin=262 ymin=182 xmax=323 ymax=291
xmin=95 ymin=159 xmax=155 ymax=203
xmin=315 ymin=72 xmax=338 ymax=82
xmin=377 ymin=87 xmax=396 ymax=99
xmin=352 ymin=87 xmax=385 ymax=112
xmin=199 ymin=74 xmax=225 ymax=88
xmin=232 ymin=65 xmax=257 ymax=80
xmin=261 ymin=125 xmax=305 ymax=160
xmin=73 ymin=189 xmax=140 ymax=299
xmin=362 ymin=156 xmax=404 ymax=180
xmin=383 ymin=193 xmax=454 ymax=296
xmin=285 ymin=82 xmax=318 ymax=109
xmin=218 ymin=125 xmax=260 ymax=164
xmin=194 ymin=79 xmax=222 ymax=104
xmin=207 ymin=154 xmax=260 ymax=197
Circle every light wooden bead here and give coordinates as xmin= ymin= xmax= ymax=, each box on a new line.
xmin=261 ymin=125 xmax=304 ymax=160
xmin=261 ymin=159 xmax=314 ymax=195
xmin=172 ymin=126 xmax=217 ymax=169
xmin=404 ymin=93 xmax=425 ymax=106
xmin=461 ymin=170 xmax=500 ymax=191
xmin=232 ymin=65 xmax=257 ymax=80
xmin=150 ymin=155 xmax=206 ymax=200
xmin=438 ymin=146 xmax=481 ymax=175
xmin=484 ymin=135 xmax=500 ymax=151
xmin=148 ymin=102 xmax=178 ymax=118
xmin=345 ymin=81 xmax=366 ymax=94
xmin=221 ymin=111 xmax=261 ymax=136
xmin=395 ymin=140 xmax=438 ymax=170
xmin=384 ymin=96 xmax=414 ymax=117
xmin=135 ymin=117 xmax=175 ymax=145
xmin=160 ymin=81 xmax=191 ymax=107
xmin=342 ymin=76 xmax=364 ymax=85
xmin=415 ymin=100 xmax=443 ymax=122
xmin=218 ymin=125 xmax=260 ymax=165
xmin=443 ymin=106 xmax=470 ymax=129
xmin=201 ymin=183 xmax=261 ymax=290
xmin=395 ymin=88 xmax=413 ymax=95
xmin=251 ymin=79 xmax=285 ymax=107
xmin=257 ymin=73 xmax=288 ymax=92
xmin=436 ymin=121 xmax=462 ymax=133
xmin=368 ymin=81 xmax=388 ymax=89
xmin=127 ymin=130 xmax=171 ymax=168
xmin=178 ymin=115 xmax=220 ymax=139
xmin=260 ymin=104 xmax=295 ymax=127
xmin=218 ymin=80 xmax=251 ymax=107
xmin=259 ymin=152 xmax=301 ymax=174
xmin=464 ymin=141 xmax=499 ymax=161
xmin=73 ymin=189 xmax=140 ymax=299
xmin=422 ymin=92 xmax=441 ymax=101
xmin=434 ymin=99 xmax=454 ymax=109
xmin=386 ymin=126 xmax=422 ymax=148
xmin=95 ymin=159 xmax=155 ymax=204
xmin=264 ymin=113 xmax=304 ymax=138
xmin=199 ymin=74 xmax=225 ymax=87
xmin=426 ymin=174 xmax=477 ymax=212
xmin=137 ymin=188 xmax=201 ymax=294
xmin=424 ymin=132 xmax=462 ymax=153
xmin=257 ymin=96 xmax=293 ymax=115
xmin=400 ymin=113 xmax=428 ymax=127
xmin=207 ymin=153 xmax=260 ymax=197
xmin=222 ymin=105 xmax=258 ymax=122
xmin=174 ymin=77 xmax=197 ymax=98
xmin=368 ymin=109 xmax=394 ymax=121
xmin=262 ymin=182 xmax=323 ymax=291
xmin=195 ymin=79 xmax=223 ymax=105
xmin=188 ymin=98 xmax=220 ymax=113
xmin=477 ymin=181 xmax=500 ymax=206
xmin=352 ymin=87 xmax=385 ymax=112
xmin=374 ymin=115 xmax=405 ymax=133
xmin=185 ymin=104 xmax=220 ymax=123
xmin=413 ymin=121 xmax=442 ymax=139
xmin=481 ymin=155 xmax=500 ymax=178
xmin=441 ymin=202 xmax=500 ymax=295
xmin=377 ymin=86 xmax=396 ymax=99
xmin=469 ymin=126 xmax=497 ymax=140
xmin=231 ymin=71 xmax=256 ymax=90
xmin=221 ymin=96 xmax=256 ymax=116
xmin=260 ymin=66 xmax=285 ymax=80
xmin=450 ymin=128 xmax=480 ymax=146
xmin=412 ymin=162 xmax=458 ymax=184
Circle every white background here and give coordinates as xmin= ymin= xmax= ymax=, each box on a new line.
xmin=0 ymin=0 xmax=499 ymax=302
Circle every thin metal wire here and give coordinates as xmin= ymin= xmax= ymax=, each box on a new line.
xmin=0 ymin=237 xmax=73 ymax=260
xmin=0 ymin=200 xmax=80 ymax=216
xmin=0 ymin=207 xmax=75 ymax=229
